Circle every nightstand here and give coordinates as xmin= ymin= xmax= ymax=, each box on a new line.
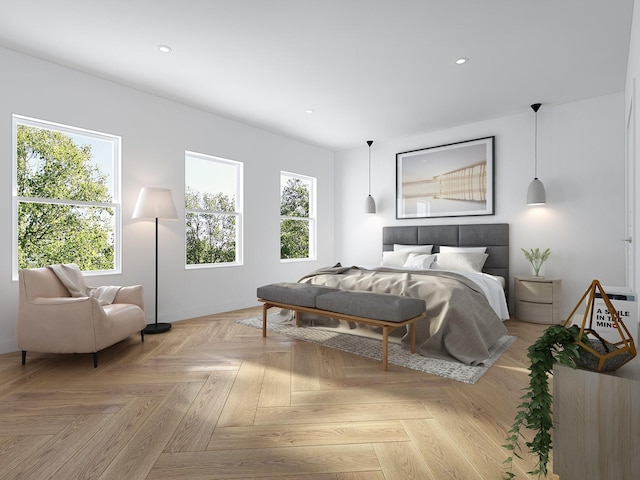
xmin=514 ymin=276 xmax=562 ymax=324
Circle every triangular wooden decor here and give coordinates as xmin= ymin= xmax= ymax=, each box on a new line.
xmin=562 ymin=279 xmax=637 ymax=372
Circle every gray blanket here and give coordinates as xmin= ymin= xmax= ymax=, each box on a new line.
xmin=298 ymin=266 xmax=507 ymax=366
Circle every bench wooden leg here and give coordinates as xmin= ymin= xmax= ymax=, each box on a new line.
xmin=382 ymin=326 xmax=389 ymax=371
xmin=257 ymin=299 xmax=424 ymax=372
xmin=410 ymin=322 xmax=416 ymax=354
xmin=262 ymin=303 xmax=269 ymax=337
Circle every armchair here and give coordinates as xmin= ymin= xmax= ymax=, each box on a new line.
xmin=17 ymin=267 xmax=147 ymax=367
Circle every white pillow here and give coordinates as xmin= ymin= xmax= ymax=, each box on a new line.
xmin=439 ymin=246 xmax=487 ymax=254
xmin=393 ymin=244 xmax=433 ymax=254
xmin=431 ymin=252 xmax=488 ymax=273
xmin=403 ymin=253 xmax=436 ymax=270
xmin=382 ymin=250 xmax=412 ymax=267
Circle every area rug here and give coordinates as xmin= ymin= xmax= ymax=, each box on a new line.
xmin=237 ymin=314 xmax=516 ymax=384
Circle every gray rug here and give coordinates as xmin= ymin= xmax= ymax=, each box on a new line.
xmin=237 ymin=314 xmax=516 ymax=384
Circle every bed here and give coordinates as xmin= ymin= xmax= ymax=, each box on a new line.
xmin=296 ymin=223 xmax=510 ymax=365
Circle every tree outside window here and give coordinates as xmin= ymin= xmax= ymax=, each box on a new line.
xmin=185 ymin=152 xmax=243 ymax=266
xmin=280 ymin=172 xmax=316 ymax=260
xmin=13 ymin=116 xmax=120 ymax=276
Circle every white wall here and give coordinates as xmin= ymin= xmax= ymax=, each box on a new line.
xmin=626 ymin=0 xmax=640 ymax=343
xmin=0 ymin=47 xmax=335 ymax=354
xmin=334 ymin=93 xmax=626 ymax=319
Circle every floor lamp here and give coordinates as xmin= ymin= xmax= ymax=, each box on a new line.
xmin=132 ymin=187 xmax=179 ymax=334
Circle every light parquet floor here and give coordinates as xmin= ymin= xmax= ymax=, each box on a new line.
xmin=0 ymin=307 xmax=559 ymax=480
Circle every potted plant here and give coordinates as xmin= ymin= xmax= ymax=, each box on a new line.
xmin=521 ymin=247 xmax=551 ymax=277
xmin=502 ymin=324 xmax=581 ymax=479
xmin=503 ymin=279 xmax=636 ymax=479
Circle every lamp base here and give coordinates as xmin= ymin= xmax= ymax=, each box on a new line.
xmin=143 ymin=322 xmax=172 ymax=334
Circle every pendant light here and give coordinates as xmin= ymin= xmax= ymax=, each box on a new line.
xmin=527 ymin=103 xmax=547 ymax=205
xmin=365 ymin=140 xmax=377 ymax=214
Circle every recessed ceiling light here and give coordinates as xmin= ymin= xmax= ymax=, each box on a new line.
xmin=455 ymin=57 xmax=468 ymax=65
xmin=305 ymin=109 xmax=315 ymax=114
xmin=158 ymin=45 xmax=172 ymax=53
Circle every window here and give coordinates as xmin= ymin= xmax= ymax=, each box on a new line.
xmin=185 ymin=151 xmax=243 ymax=267
xmin=280 ymin=171 xmax=316 ymax=261
xmin=13 ymin=115 xmax=121 ymax=278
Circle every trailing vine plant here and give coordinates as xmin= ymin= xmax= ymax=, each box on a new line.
xmin=503 ymin=324 xmax=581 ymax=479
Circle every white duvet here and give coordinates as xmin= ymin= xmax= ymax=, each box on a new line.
xmin=449 ymin=271 xmax=510 ymax=320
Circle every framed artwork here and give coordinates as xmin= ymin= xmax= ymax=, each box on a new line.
xmin=396 ymin=136 xmax=495 ymax=219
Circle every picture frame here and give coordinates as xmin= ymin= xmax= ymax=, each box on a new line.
xmin=396 ymin=136 xmax=495 ymax=219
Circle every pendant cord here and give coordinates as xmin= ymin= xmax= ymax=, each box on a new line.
xmin=368 ymin=146 xmax=371 ymax=195
xmin=367 ymin=140 xmax=373 ymax=196
xmin=534 ymin=109 xmax=538 ymax=178
xmin=531 ymin=103 xmax=541 ymax=179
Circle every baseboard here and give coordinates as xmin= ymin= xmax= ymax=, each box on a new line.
xmin=0 ymin=338 xmax=18 ymax=355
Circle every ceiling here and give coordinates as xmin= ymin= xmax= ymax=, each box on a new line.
xmin=0 ymin=0 xmax=634 ymax=152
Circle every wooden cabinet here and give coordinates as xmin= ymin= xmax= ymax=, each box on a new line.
xmin=553 ymin=361 xmax=640 ymax=480
xmin=514 ymin=276 xmax=562 ymax=324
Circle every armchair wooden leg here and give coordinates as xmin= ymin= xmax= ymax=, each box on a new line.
xmin=140 ymin=330 xmax=145 ymax=343
xmin=21 ymin=351 xmax=26 ymax=365
xmin=93 ymin=352 xmax=98 ymax=368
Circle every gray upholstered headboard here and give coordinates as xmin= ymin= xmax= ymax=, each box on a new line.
xmin=382 ymin=223 xmax=509 ymax=295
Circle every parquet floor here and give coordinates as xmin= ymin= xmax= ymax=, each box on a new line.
xmin=0 ymin=306 xmax=559 ymax=480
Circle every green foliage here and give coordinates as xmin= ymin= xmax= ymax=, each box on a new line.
xmin=280 ymin=219 xmax=309 ymax=259
xmin=280 ymin=178 xmax=310 ymax=259
xmin=17 ymin=125 xmax=114 ymax=271
xmin=185 ymin=187 xmax=237 ymax=264
xmin=280 ymin=177 xmax=309 ymax=217
xmin=521 ymin=247 xmax=551 ymax=276
xmin=503 ymin=325 xmax=581 ymax=479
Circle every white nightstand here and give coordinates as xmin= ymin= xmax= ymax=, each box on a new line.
xmin=514 ymin=275 xmax=562 ymax=324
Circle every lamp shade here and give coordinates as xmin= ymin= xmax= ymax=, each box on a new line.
xmin=365 ymin=194 xmax=376 ymax=214
xmin=132 ymin=187 xmax=179 ymax=220
xmin=526 ymin=178 xmax=547 ymax=205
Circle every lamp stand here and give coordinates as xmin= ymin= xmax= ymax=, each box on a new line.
xmin=143 ymin=217 xmax=171 ymax=334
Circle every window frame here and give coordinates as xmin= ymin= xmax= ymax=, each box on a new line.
xmin=184 ymin=150 xmax=244 ymax=269
xmin=12 ymin=115 xmax=122 ymax=281
xmin=280 ymin=171 xmax=317 ymax=262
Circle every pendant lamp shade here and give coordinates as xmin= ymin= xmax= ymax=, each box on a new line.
xmin=365 ymin=194 xmax=376 ymax=214
xmin=527 ymin=103 xmax=546 ymax=205
xmin=365 ymin=140 xmax=376 ymax=214
xmin=527 ymin=178 xmax=546 ymax=205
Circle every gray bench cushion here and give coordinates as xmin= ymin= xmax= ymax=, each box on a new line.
xmin=257 ymin=282 xmax=340 ymax=308
xmin=315 ymin=291 xmax=426 ymax=322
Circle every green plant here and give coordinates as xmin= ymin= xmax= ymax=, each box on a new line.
xmin=503 ymin=324 xmax=581 ymax=479
xmin=521 ymin=247 xmax=551 ymax=276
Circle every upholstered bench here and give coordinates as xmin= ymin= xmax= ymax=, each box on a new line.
xmin=256 ymin=282 xmax=340 ymax=308
xmin=256 ymin=282 xmax=427 ymax=370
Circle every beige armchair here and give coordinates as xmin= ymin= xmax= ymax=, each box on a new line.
xmin=17 ymin=267 xmax=147 ymax=367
